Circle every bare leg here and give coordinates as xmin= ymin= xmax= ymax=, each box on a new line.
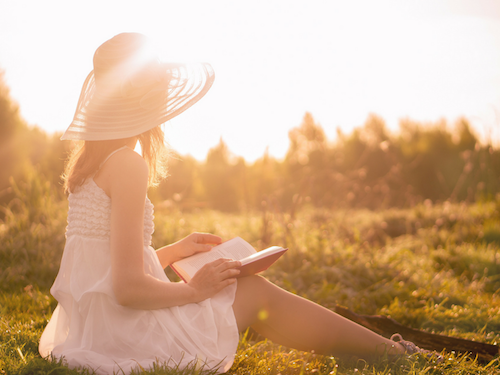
xmin=232 ymin=275 xmax=405 ymax=359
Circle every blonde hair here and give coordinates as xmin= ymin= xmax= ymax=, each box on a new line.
xmin=63 ymin=126 xmax=168 ymax=193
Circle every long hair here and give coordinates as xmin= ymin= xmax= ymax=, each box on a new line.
xmin=63 ymin=126 xmax=168 ymax=194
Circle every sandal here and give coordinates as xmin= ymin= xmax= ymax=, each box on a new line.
xmin=390 ymin=333 xmax=427 ymax=354
xmin=391 ymin=333 xmax=443 ymax=362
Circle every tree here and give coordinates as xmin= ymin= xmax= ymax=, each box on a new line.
xmin=0 ymin=70 xmax=25 ymax=143
xmin=202 ymin=138 xmax=243 ymax=211
xmin=0 ymin=70 xmax=28 ymax=201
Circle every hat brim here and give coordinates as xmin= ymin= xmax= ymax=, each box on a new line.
xmin=61 ymin=62 xmax=215 ymax=141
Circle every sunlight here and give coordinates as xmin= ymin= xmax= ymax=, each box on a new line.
xmin=1 ymin=0 xmax=499 ymax=160
xmin=93 ymin=34 xmax=161 ymax=101
xmin=134 ymin=140 xmax=142 ymax=155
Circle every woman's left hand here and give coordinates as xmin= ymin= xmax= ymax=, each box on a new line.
xmin=170 ymin=232 xmax=222 ymax=263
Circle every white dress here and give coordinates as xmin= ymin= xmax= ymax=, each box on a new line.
xmin=39 ymin=154 xmax=239 ymax=374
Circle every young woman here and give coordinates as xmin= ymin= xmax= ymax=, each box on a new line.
xmin=39 ymin=33 xmax=424 ymax=374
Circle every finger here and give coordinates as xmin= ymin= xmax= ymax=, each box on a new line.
xmin=215 ymin=275 xmax=238 ymax=289
xmin=194 ymin=233 xmax=223 ymax=245
xmin=205 ymin=258 xmax=233 ymax=268
xmin=220 ymin=268 xmax=241 ymax=279
xmin=192 ymin=243 xmax=214 ymax=253
xmin=215 ymin=259 xmax=242 ymax=271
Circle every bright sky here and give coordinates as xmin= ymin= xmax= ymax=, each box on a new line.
xmin=1 ymin=0 xmax=500 ymax=161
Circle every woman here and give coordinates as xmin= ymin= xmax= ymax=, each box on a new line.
xmin=39 ymin=33 xmax=422 ymax=374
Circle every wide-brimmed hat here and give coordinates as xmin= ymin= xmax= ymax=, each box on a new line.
xmin=61 ymin=33 xmax=215 ymax=141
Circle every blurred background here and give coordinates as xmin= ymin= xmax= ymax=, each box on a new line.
xmin=1 ymin=0 xmax=500 ymax=212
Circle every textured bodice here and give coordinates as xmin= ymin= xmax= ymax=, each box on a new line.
xmin=65 ymin=178 xmax=154 ymax=245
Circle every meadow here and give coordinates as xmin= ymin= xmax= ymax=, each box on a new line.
xmin=1 ymin=172 xmax=500 ymax=375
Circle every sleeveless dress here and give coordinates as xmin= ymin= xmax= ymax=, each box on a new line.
xmin=39 ymin=148 xmax=239 ymax=374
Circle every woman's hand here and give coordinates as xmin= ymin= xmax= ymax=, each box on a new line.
xmin=188 ymin=258 xmax=241 ymax=301
xmin=156 ymin=232 xmax=223 ymax=268
xmin=173 ymin=232 xmax=222 ymax=261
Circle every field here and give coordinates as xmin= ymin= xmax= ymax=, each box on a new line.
xmin=1 ymin=178 xmax=500 ymax=374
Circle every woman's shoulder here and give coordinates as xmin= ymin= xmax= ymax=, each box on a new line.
xmin=108 ymin=147 xmax=146 ymax=166
xmin=95 ymin=147 xmax=148 ymax=196
xmin=109 ymin=148 xmax=148 ymax=179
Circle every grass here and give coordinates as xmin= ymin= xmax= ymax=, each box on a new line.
xmin=1 ymin=176 xmax=500 ymax=374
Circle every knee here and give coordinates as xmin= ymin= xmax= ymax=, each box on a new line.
xmin=236 ymin=275 xmax=276 ymax=306
xmin=237 ymin=274 xmax=268 ymax=291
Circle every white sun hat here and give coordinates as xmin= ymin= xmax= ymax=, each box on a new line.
xmin=61 ymin=33 xmax=215 ymax=141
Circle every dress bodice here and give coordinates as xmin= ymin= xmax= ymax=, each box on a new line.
xmin=65 ymin=178 xmax=154 ymax=245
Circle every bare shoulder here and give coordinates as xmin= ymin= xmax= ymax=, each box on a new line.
xmin=109 ymin=148 xmax=147 ymax=173
xmin=95 ymin=148 xmax=148 ymax=197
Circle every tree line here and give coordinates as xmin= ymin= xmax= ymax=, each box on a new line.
xmin=155 ymin=112 xmax=498 ymax=212
xmin=1 ymin=70 xmax=499 ymax=215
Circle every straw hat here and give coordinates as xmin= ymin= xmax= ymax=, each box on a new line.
xmin=61 ymin=33 xmax=215 ymax=141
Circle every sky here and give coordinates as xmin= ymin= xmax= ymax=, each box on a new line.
xmin=1 ymin=0 xmax=500 ymax=161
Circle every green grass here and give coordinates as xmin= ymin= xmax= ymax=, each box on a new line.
xmin=2 ymin=177 xmax=500 ymax=374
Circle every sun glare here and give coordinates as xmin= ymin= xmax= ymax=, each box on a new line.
xmin=1 ymin=1 xmax=499 ymax=160
xmin=134 ymin=140 xmax=142 ymax=155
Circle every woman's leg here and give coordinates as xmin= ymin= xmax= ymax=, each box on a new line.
xmin=232 ymin=275 xmax=405 ymax=359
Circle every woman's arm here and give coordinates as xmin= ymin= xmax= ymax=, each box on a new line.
xmin=156 ymin=232 xmax=223 ymax=269
xmin=106 ymin=150 xmax=240 ymax=309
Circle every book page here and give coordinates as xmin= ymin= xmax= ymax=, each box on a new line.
xmin=174 ymin=237 xmax=256 ymax=274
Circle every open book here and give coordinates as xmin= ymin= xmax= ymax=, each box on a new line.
xmin=170 ymin=237 xmax=287 ymax=282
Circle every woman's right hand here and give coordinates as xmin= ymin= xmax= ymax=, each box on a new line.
xmin=188 ymin=258 xmax=241 ymax=301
